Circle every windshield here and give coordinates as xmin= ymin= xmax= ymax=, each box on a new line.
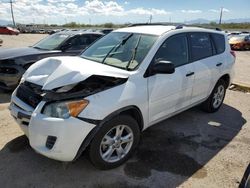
xmin=33 ymin=33 xmax=70 ymax=50
xmin=81 ymin=32 xmax=158 ymax=70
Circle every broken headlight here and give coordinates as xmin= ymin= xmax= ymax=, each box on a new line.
xmin=43 ymin=99 xmax=89 ymax=119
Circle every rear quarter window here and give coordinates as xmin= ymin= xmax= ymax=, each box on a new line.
xmin=211 ymin=33 xmax=225 ymax=54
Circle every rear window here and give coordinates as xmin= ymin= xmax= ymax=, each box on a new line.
xmin=189 ymin=33 xmax=213 ymax=62
xmin=211 ymin=33 xmax=225 ymax=54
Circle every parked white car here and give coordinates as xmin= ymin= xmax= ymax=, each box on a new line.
xmin=9 ymin=24 xmax=235 ymax=169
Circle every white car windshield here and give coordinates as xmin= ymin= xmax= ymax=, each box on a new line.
xmin=81 ymin=32 xmax=158 ymax=70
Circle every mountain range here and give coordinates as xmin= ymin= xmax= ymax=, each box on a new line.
xmin=185 ymin=18 xmax=250 ymax=24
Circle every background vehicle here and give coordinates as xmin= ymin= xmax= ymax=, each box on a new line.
xmin=0 ymin=31 xmax=103 ymax=90
xmin=229 ymin=34 xmax=250 ymax=50
xmin=9 ymin=25 xmax=235 ymax=169
xmin=0 ymin=26 xmax=20 ymax=35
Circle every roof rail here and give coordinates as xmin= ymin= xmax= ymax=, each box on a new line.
xmin=175 ymin=25 xmax=184 ymax=29
xmin=127 ymin=23 xmax=171 ymax=27
xmin=215 ymin=27 xmax=222 ymax=31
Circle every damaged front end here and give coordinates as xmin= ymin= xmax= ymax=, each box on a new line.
xmin=15 ymin=75 xmax=127 ymax=110
xmin=44 ymin=75 xmax=127 ymax=101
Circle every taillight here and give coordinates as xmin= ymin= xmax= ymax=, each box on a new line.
xmin=230 ymin=50 xmax=236 ymax=58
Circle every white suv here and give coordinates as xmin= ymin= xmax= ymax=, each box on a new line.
xmin=9 ymin=25 xmax=235 ymax=169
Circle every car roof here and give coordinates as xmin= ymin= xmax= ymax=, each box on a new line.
xmin=114 ymin=25 xmax=224 ymax=36
xmin=56 ymin=30 xmax=104 ymax=36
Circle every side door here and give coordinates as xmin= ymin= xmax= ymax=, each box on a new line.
xmin=189 ymin=32 xmax=224 ymax=104
xmin=147 ymin=34 xmax=195 ymax=125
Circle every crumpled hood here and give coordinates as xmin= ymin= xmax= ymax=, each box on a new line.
xmin=0 ymin=47 xmax=56 ymax=60
xmin=23 ymin=56 xmax=130 ymax=90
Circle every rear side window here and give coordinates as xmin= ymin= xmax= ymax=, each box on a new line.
xmin=211 ymin=33 xmax=225 ymax=54
xmin=154 ymin=34 xmax=188 ymax=67
xmin=189 ymin=33 xmax=213 ymax=61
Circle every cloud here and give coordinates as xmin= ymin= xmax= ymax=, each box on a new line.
xmin=0 ymin=0 xmax=171 ymax=24
xmin=129 ymin=8 xmax=171 ymax=15
xmin=84 ymin=0 xmax=124 ymax=16
xmin=181 ymin=10 xmax=202 ymax=14
xmin=47 ymin=0 xmax=76 ymax=3
xmin=209 ymin=8 xmax=230 ymax=13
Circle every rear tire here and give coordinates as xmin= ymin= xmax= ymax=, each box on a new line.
xmin=201 ymin=79 xmax=226 ymax=113
xmin=89 ymin=115 xmax=140 ymax=170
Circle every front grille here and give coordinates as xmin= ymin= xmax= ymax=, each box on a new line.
xmin=16 ymin=82 xmax=43 ymax=108
xmin=46 ymin=136 xmax=57 ymax=150
xmin=0 ymin=67 xmax=18 ymax=74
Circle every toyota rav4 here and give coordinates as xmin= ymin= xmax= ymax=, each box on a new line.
xmin=9 ymin=24 xmax=235 ymax=169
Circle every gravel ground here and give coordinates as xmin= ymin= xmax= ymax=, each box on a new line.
xmin=0 ymin=34 xmax=47 ymax=48
xmin=0 ymin=34 xmax=249 ymax=188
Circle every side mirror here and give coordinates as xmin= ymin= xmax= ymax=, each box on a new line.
xmin=153 ymin=60 xmax=175 ymax=74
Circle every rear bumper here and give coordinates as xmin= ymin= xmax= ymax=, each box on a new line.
xmin=9 ymin=90 xmax=96 ymax=161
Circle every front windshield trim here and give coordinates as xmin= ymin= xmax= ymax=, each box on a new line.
xmin=80 ymin=32 xmax=158 ymax=71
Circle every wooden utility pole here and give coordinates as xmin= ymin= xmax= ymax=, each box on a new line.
xmin=219 ymin=7 xmax=223 ymax=25
xmin=148 ymin=15 xmax=152 ymax=23
xmin=10 ymin=0 xmax=16 ymax=27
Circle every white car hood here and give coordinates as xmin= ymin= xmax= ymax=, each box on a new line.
xmin=23 ymin=56 xmax=130 ymax=90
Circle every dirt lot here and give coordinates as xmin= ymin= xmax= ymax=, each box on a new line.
xmin=0 ymin=34 xmax=47 ymax=48
xmin=0 ymin=34 xmax=250 ymax=188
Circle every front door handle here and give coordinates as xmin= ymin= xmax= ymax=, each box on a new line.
xmin=186 ymin=72 xmax=194 ymax=77
xmin=216 ymin=62 xmax=223 ymax=67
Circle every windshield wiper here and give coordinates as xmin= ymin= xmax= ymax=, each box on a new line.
xmin=126 ymin=35 xmax=142 ymax=70
xmin=33 ymin=46 xmax=46 ymax=50
xmin=101 ymin=33 xmax=133 ymax=64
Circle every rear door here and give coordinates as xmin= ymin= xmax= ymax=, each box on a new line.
xmin=147 ymin=33 xmax=195 ymax=125
xmin=188 ymin=32 xmax=225 ymax=104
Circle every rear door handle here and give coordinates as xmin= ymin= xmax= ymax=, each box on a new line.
xmin=216 ymin=62 xmax=223 ymax=67
xmin=186 ymin=72 xmax=194 ymax=77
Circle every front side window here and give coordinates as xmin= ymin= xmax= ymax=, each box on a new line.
xmin=189 ymin=32 xmax=213 ymax=61
xmin=65 ymin=35 xmax=93 ymax=50
xmin=81 ymin=32 xmax=158 ymax=70
xmin=33 ymin=34 xmax=69 ymax=50
xmin=153 ymin=34 xmax=189 ymax=67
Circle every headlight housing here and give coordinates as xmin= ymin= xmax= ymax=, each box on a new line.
xmin=43 ymin=99 xmax=89 ymax=119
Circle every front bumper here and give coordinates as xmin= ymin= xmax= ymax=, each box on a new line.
xmin=9 ymin=90 xmax=96 ymax=161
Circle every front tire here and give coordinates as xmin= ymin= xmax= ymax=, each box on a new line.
xmin=201 ymin=79 xmax=226 ymax=113
xmin=89 ymin=115 xmax=140 ymax=170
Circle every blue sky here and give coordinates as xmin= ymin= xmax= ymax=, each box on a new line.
xmin=0 ymin=0 xmax=249 ymax=24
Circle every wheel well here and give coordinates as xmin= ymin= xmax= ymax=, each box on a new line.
xmin=220 ymin=74 xmax=230 ymax=88
xmin=119 ymin=107 xmax=144 ymax=132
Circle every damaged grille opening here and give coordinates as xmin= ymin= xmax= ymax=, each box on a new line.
xmin=44 ymin=75 xmax=128 ymax=101
xmin=0 ymin=67 xmax=18 ymax=74
xmin=16 ymin=82 xmax=43 ymax=108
